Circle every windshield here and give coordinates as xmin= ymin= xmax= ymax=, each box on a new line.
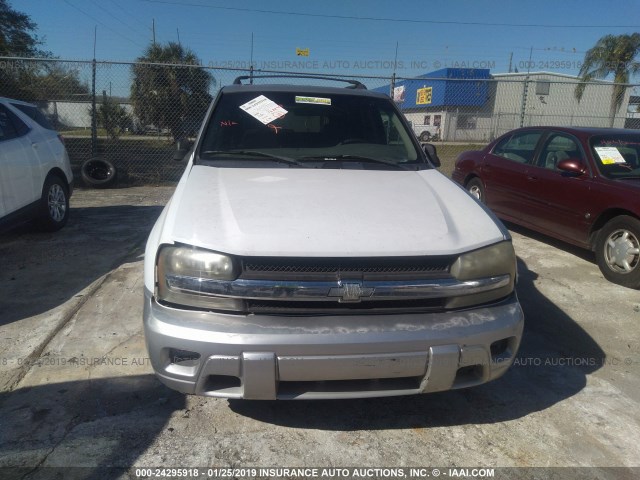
xmin=198 ymin=90 xmax=422 ymax=169
xmin=590 ymin=134 xmax=640 ymax=179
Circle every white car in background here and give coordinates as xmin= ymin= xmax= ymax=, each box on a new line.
xmin=0 ymin=97 xmax=73 ymax=232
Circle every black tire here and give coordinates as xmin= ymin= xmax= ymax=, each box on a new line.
xmin=81 ymin=157 xmax=117 ymax=188
xmin=595 ymin=215 xmax=640 ymax=289
xmin=419 ymin=131 xmax=431 ymax=142
xmin=39 ymin=175 xmax=69 ymax=231
xmin=466 ymin=177 xmax=485 ymax=203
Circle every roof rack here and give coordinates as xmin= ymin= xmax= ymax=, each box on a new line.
xmin=232 ymin=75 xmax=367 ymax=90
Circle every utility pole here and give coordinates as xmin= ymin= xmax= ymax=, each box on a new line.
xmin=152 ymin=19 xmax=156 ymax=45
xmin=519 ymin=47 xmax=533 ymax=128
xmin=508 ymin=52 xmax=513 ymax=73
xmin=177 ymin=28 xmax=181 ymax=47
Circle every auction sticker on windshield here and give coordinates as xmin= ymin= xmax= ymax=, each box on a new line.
xmin=594 ymin=146 xmax=627 ymax=165
xmin=295 ymin=96 xmax=331 ymax=105
xmin=239 ymin=95 xmax=288 ymax=124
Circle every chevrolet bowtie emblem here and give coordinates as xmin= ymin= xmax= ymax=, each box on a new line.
xmin=328 ymin=282 xmax=374 ymax=303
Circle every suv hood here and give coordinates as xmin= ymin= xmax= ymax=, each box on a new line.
xmin=166 ymin=165 xmax=506 ymax=257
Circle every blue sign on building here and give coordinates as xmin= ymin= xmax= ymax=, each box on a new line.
xmin=376 ymin=68 xmax=491 ymax=109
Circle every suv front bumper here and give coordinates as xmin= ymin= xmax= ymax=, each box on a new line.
xmin=143 ymin=289 xmax=524 ymax=400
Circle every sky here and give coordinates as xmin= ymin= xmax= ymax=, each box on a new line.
xmin=14 ymin=0 xmax=640 ymax=82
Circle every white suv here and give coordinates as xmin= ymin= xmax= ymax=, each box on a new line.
xmin=144 ymin=78 xmax=524 ymax=400
xmin=0 ymin=97 xmax=73 ymax=232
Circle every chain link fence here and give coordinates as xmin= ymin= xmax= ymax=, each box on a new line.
xmin=1 ymin=57 xmax=638 ymax=183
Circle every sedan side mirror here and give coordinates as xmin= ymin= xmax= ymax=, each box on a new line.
xmin=173 ymin=139 xmax=193 ymax=162
xmin=557 ymin=158 xmax=586 ymax=176
xmin=422 ymin=142 xmax=441 ymax=168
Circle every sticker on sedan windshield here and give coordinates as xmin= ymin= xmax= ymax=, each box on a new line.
xmin=594 ymin=146 xmax=627 ymax=165
xmin=239 ymin=95 xmax=288 ymax=124
xmin=295 ymin=96 xmax=331 ymax=106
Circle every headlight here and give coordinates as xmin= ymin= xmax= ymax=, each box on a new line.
xmin=156 ymin=245 xmax=243 ymax=311
xmin=447 ymin=241 xmax=516 ymax=309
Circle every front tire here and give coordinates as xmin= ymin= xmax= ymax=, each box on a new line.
xmin=595 ymin=215 xmax=640 ymax=289
xmin=419 ymin=131 xmax=431 ymax=142
xmin=466 ymin=177 xmax=485 ymax=203
xmin=39 ymin=175 xmax=69 ymax=231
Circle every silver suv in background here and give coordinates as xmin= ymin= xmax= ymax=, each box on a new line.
xmin=0 ymin=97 xmax=73 ymax=232
xmin=143 ymin=77 xmax=524 ymax=400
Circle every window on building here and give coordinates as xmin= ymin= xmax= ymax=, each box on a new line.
xmin=457 ymin=115 xmax=477 ymax=130
xmin=434 ymin=115 xmax=441 ymax=127
xmin=536 ymin=80 xmax=551 ymax=96
xmin=423 ymin=115 xmax=431 ymax=125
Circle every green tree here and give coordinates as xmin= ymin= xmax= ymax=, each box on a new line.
xmin=575 ymin=33 xmax=640 ymax=127
xmin=0 ymin=0 xmax=48 ymax=57
xmin=0 ymin=0 xmax=88 ymax=104
xmin=98 ymin=96 xmax=132 ymax=140
xmin=130 ymin=42 xmax=213 ymax=141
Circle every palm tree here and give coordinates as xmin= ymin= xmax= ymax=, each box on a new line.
xmin=575 ymin=33 xmax=640 ymax=127
xmin=131 ymin=42 xmax=214 ymax=140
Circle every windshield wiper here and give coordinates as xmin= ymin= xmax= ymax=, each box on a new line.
xmin=297 ymin=154 xmax=409 ymax=170
xmin=200 ymin=150 xmax=306 ymax=167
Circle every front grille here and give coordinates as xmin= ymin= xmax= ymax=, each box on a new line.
xmin=241 ymin=256 xmax=454 ymax=281
xmin=246 ymin=298 xmax=446 ymax=315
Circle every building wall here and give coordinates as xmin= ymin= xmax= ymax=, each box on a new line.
xmin=42 ymin=100 xmax=134 ymax=129
xmin=394 ymin=71 xmax=633 ymax=143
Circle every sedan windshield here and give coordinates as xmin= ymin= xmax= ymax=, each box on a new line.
xmin=198 ymin=90 xmax=422 ymax=169
xmin=590 ymin=134 xmax=640 ymax=179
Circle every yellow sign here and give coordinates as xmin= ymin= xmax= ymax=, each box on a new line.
xmin=416 ymin=87 xmax=432 ymax=105
xmin=296 ymin=48 xmax=310 ymax=57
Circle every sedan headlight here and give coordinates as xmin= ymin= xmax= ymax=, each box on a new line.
xmin=156 ymin=245 xmax=243 ymax=311
xmin=447 ymin=241 xmax=516 ymax=309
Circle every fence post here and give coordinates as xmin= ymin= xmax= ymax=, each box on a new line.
xmin=390 ymin=72 xmax=396 ymax=98
xmin=91 ymin=58 xmax=97 ymax=157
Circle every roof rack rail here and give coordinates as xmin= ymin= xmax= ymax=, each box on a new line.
xmin=232 ymin=75 xmax=367 ymax=89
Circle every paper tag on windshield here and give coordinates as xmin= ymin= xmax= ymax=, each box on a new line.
xmin=239 ymin=95 xmax=287 ymax=124
xmin=295 ymin=96 xmax=331 ymax=106
xmin=594 ymin=146 xmax=627 ymax=165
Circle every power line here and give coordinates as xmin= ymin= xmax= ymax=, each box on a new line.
xmin=61 ymin=0 xmax=145 ymax=48
xmin=90 ymin=0 xmax=148 ymax=38
xmin=138 ymin=0 xmax=640 ymax=29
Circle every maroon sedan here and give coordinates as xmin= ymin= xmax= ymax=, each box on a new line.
xmin=452 ymin=127 xmax=640 ymax=288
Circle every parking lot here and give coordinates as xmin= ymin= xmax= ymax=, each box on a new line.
xmin=0 ymin=185 xmax=639 ymax=478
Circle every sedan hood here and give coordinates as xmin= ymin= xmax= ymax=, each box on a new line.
xmin=166 ymin=165 xmax=506 ymax=257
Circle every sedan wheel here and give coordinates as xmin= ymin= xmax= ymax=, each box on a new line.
xmin=466 ymin=178 xmax=485 ymax=203
xmin=596 ymin=216 xmax=640 ymax=289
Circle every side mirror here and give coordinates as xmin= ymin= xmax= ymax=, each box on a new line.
xmin=422 ymin=142 xmax=441 ymax=168
xmin=173 ymin=139 xmax=193 ymax=162
xmin=557 ymin=158 xmax=586 ymax=176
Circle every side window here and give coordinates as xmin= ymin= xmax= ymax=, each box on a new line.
xmin=12 ymin=103 xmax=54 ymax=130
xmin=424 ymin=115 xmax=431 ymax=125
xmin=538 ymin=133 xmax=582 ymax=170
xmin=0 ymin=105 xmax=29 ymax=142
xmin=492 ymin=131 xmax=542 ymax=163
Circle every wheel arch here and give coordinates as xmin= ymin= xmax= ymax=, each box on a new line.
xmin=589 ymin=209 xmax=640 ymax=250
xmin=463 ymin=173 xmax=481 ymax=187
xmin=43 ymin=167 xmax=70 ymax=191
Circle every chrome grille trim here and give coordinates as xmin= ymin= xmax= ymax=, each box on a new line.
xmin=164 ymin=274 xmax=511 ymax=302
